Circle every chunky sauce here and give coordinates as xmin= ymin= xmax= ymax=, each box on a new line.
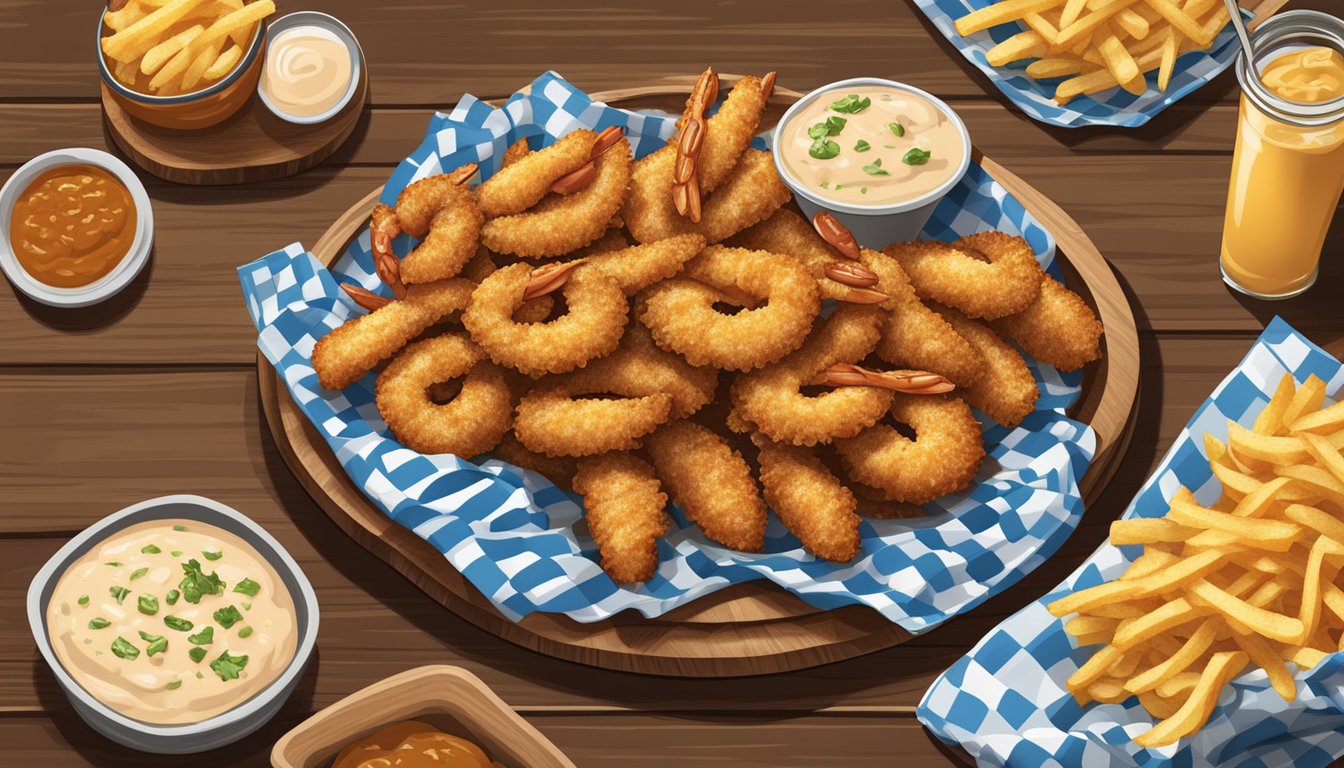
xmin=779 ymin=86 xmax=965 ymax=206
xmin=1220 ymin=46 xmax=1344 ymax=297
xmin=9 ymin=164 xmax=135 ymax=288
xmin=46 ymin=519 xmax=297 ymax=724
xmin=333 ymin=721 xmax=503 ymax=768
xmin=262 ymin=26 xmax=353 ymax=118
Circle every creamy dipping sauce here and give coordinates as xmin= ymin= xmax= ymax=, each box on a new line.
xmin=9 ymin=164 xmax=136 ymax=288
xmin=779 ymin=86 xmax=965 ymax=206
xmin=262 ymin=26 xmax=353 ymax=118
xmin=46 ymin=519 xmax=297 ymax=724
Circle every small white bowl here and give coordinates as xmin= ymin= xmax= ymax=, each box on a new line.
xmin=257 ymin=11 xmax=364 ymax=125
xmin=772 ymin=77 xmax=972 ymax=249
xmin=0 ymin=148 xmax=152 ymax=307
xmin=27 ymin=494 xmax=320 ymax=754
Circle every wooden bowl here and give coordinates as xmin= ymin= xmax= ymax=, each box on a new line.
xmin=270 ymin=666 xmax=575 ymax=768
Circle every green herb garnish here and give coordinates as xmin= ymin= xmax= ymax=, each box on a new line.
xmin=130 ymin=567 xmax=148 ymax=582
xmin=808 ymin=138 xmax=840 ymax=160
xmin=888 ymin=121 xmax=906 ymax=137
xmin=105 ymin=561 xmax=122 ymax=568
xmin=111 ymin=636 xmax=139 ymax=660
xmin=820 ymin=181 xmax=830 ymax=189
xmin=139 ymin=631 xmax=167 ymax=657
xmin=238 ymin=627 xmax=253 ymax=639
xmin=902 ymin=148 xmax=932 ymax=165
xmin=213 ymin=605 xmax=243 ymax=629
xmin=189 ymin=647 xmax=207 ymax=663
xmin=77 ymin=595 xmax=89 ymax=606
xmin=807 ymin=115 xmax=847 ymax=140
xmin=829 ymin=94 xmax=871 ymax=114
xmin=164 ymin=615 xmax=194 ymax=632
xmin=109 ymin=586 xmax=130 ymax=604
xmin=138 ymin=595 xmax=159 ymax=616
xmin=210 ymin=651 xmax=249 ymax=682
xmin=201 ymin=550 xmax=222 ymax=561
xmin=861 ymin=187 xmax=868 ymax=194
xmin=834 ymin=184 xmax=844 ymax=190
xmin=188 ymin=626 xmax=214 ymax=646
xmin=233 ymin=578 xmax=260 ymax=597
xmin=88 ymin=617 xmax=110 ymax=630
xmin=862 ymin=158 xmax=891 ymax=176
xmin=166 ymin=680 xmax=182 ymax=690
xmin=141 ymin=545 xmax=161 ymax=554
xmin=166 ymin=589 xmax=180 ymax=606
xmin=195 ymin=670 xmax=204 ymax=678
xmin=854 ymin=140 xmax=870 ymax=152
xmin=170 ymin=551 xmax=182 ymax=557
xmin=241 ymin=602 xmax=252 ymax=611
xmin=179 ymin=558 xmax=225 ymax=604
xmin=173 ymin=525 xmax=187 ymax=532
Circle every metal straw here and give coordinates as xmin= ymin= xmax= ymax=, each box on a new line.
xmin=1224 ymin=0 xmax=1256 ymax=61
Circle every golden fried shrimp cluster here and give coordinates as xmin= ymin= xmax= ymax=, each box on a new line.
xmin=309 ymin=71 xmax=1106 ymax=584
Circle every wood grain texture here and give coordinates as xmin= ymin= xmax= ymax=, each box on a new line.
xmin=99 ymin=64 xmax=367 ymax=185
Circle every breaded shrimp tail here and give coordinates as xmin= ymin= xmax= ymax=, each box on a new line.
xmin=645 ymin=421 xmax=767 ymax=552
xmin=755 ymin=437 xmax=861 ymax=563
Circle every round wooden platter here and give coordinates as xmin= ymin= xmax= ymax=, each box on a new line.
xmin=100 ymin=62 xmax=367 ymax=186
xmin=257 ymin=82 xmax=1141 ymax=677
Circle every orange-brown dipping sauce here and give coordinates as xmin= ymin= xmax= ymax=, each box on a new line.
xmin=8 ymin=163 xmax=136 ymax=288
xmin=332 ymin=721 xmax=503 ymax=768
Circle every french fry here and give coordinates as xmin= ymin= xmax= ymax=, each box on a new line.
xmin=1124 ymin=619 xmax=1217 ymax=692
xmin=180 ymin=38 xmax=223 ymax=92
xmin=1133 ymin=651 xmax=1248 ymax=747
xmin=1057 ymin=0 xmax=1140 ymax=47
xmin=1110 ymin=518 xmax=1199 ymax=545
xmin=139 ymin=23 xmax=205 ymax=76
xmin=101 ymin=0 xmax=210 ymax=64
xmin=1026 ymin=56 xmax=1094 ymax=78
xmin=203 ymin=43 xmax=244 ymax=81
xmin=1228 ymin=422 xmax=1312 ymax=465
xmin=104 ymin=1 xmax=151 ymax=33
xmin=1285 ymin=375 xmax=1328 ymax=426
xmin=1142 ymin=0 xmax=1207 ymax=44
xmin=148 ymin=0 xmax=274 ymax=92
xmin=1022 ymin=12 xmax=1063 ymax=44
xmin=987 ymin=30 xmax=1048 ymax=66
xmin=955 ymin=0 xmax=1064 ymax=36
xmin=1097 ymin=33 xmax=1145 ymax=94
xmin=1254 ymin=373 xmax=1297 ymax=436
xmin=1060 ymin=0 xmax=1089 ymax=27
xmin=1114 ymin=8 xmax=1151 ymax=39
xmin=1292 ymin=400 xmax=1344 ymax=434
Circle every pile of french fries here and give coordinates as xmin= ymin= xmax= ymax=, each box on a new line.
xmin=101 ymin=0 xmax=276 ymax=97
xmin=955 ymin=0 xmax=1234 ymax=104
xmin=1049 ymin=373 xmax=1344 ymax=747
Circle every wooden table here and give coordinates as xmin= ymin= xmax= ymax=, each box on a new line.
xmin=3 ymin=1 xmax=1342 ymax=765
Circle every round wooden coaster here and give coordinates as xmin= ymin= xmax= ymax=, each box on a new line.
xmin=100 ymin=64 xmax=367 ymax=186
xmin=257 ymin=82 xmax=1141 ymax=677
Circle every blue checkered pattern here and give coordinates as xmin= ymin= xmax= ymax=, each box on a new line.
xmin=912 ymin=0 xmax=1251 ymax=128
xmin=919 ymin=317 xmax=1344 ymax=766
xmin=238 ymin=72 xmax=1094 ymax=629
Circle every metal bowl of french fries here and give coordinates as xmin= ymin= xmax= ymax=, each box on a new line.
xmin=955 ymin=0 xmax=1235 ymax=104
xmin=97 ymin=0 xmax=277 ymax=130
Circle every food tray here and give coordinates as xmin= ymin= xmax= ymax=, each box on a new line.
xmin=254 ymin=81 xmax=1140 ymax=677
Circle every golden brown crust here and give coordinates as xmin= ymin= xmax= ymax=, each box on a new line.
xmin=573 ymin=453 xmax=670 ymax=583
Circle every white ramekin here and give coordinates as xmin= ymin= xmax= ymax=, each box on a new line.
xmin=0 ymin=148 xmax=152 ymax=307
xmin=257 ymin=11 xmax=364 ymax=125
xmin=772 ymin=77 xmax=972 ymax=249
xmin=27 ymin=495 xmax=320 ymax=754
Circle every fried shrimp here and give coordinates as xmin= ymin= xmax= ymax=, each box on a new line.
xmin=375 ymin=169 xmax=485 ymax=285
xmin=563 ymin=322 xmax=718 ymax=419
xmin=491 ymin=432 xmax=577 ymax=490
xmin=513 ymin=385 xmax=673 ymax=457
xmin=991 ymin=274 xmax=1103 ymax=372
xmin=671 ymin=71 xmax=772 ymax=220
xmin=569 ymin=229 xmax=631 ymax=259
xmin=729 ymin=305 xmax=891 ymax=445
xmin=936 ymin=305 xmax=1039 ymax=427
xmin=639 ymin=245 xmax=819 ymax=371
xmin=834 ymin=394 xmax=985 ymax=504
xmin=624 ymin=147 xmax=791 ymax=245
xmin=645 ymin=421 xmax=767 ymax=551
xmin=374 ymin=335 xmax=512 ymax=458
xmin=462 ymin=262 xmax=629 ymax=377
xmin=475 ymin=129 xmax=596 ymax=217
xmin=577 ymin=234 xmax=705 ymax=294
xmin=500 ymin=138 xmax=531 ymax=168
xmin=312 ymin=279 xmax=475 ymax=390
xmin=885 ymin=232 xmax=1044 ymax=320
xmin=480 ymin=136 xmax=633 ymax=258
xmin=754 ymin=436 xmax=861 ymax=562
xmin=731 ymin=210 xmax=983 ymax=386
xmin=573 ymin=453 xmax=670 ymax=583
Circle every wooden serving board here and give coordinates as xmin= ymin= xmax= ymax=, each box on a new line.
xmin=100 ymin=63 xmax=367 ymax=186
xmin=257 ymin=82 xmax=1141 ymax=677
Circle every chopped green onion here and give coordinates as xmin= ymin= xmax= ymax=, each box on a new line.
xmin=77 ymin=595 xmax=89 ymax=606
xmin=201 ymin=550 xmax=223 ymax=561
xmin=829 ymin=94 xmax=871 ymax=113
xmin=141 ymin=545 xmax=161 ymax=554
xmin=179 ymin=558 xmax=225 ymax=604
xmin=130 ymin=567 xmax=148 ymax=582
xmin=105 ymin=561 xmax=122 ymax=568
xmin=861 ymin=187 xmax=868 ymax=194
xmin=173 ymin=525 xmax=187 ymax=532
xmin=809 ymin=138 xmax=840 ymax=160
xmin=213 ymin=605 xmax=243 ymax=629
xmin=210 ymin=651 xmax=249 ymax=682
xmin=854 ymin=140 xmax=871 ymax=152
xmin=108 ymin=586 xmax=130 ymax=604
xmin=139 ymin=631 xmax=167 ymax=657
xmin=888 ymin=121 xmax=906 ymax=137
xmin=164 ymin=615 xmax=194 ymax=632
xmin=88 ymin=617 xmax=110 ymax=630
xmin=902 ymin=148 xmax=932 ymax=165
xmin=111 ymin=636 xmax=139 ymax=660
xmin=188 ymin=626 xmax=214 ymax=646
xmin=166 ymin=680 xmax=182 ymax=690
xmin=233 ymin=578 xmax=260 ymax=597
xmin=189 ymin=647 xmax=207 ymax=663
xmin=238 ymin=626 xmax=254 ymax=639
xmin=862 ymin=158 xmax=890 ymax=176
xmin=138 ymin=595 xmax=159 ymax=616
xmin=166 ymin=589 xmax=180 ymax=606
xmin=170 ymin=551 xmax=182 ymax=557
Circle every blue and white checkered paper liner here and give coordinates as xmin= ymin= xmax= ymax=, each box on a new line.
xmin=920 ymin=317 xmax=1344 ymax=767
xmin=912 ymin=0 xmax=1249 ymax=128
xmin=239 ymin=71 xmax=1095 ymax=629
